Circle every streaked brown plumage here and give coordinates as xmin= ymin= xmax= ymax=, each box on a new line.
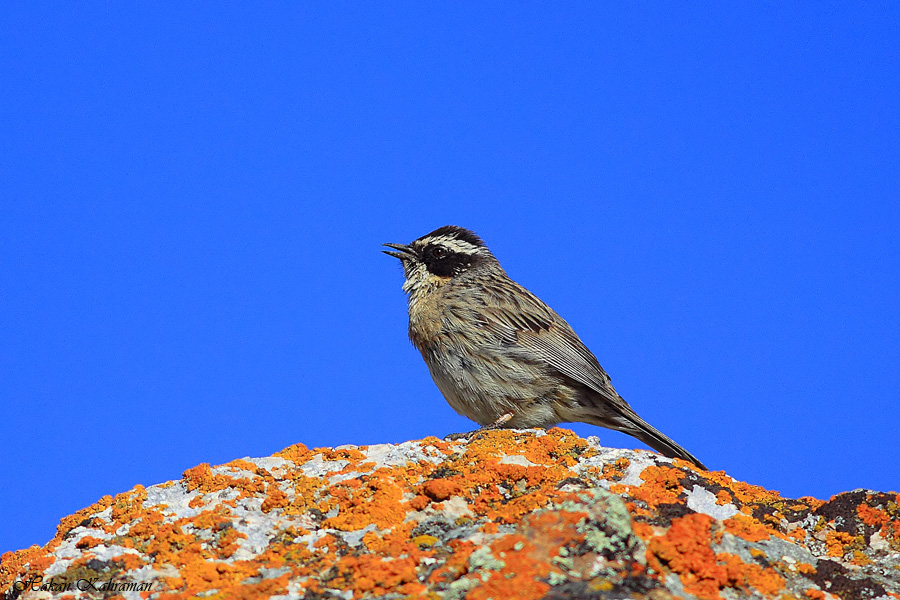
xmin=384 ymin=225 xmax=707 ymax=470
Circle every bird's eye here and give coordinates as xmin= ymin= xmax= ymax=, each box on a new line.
xmin=431 ymin=247 xmax=447 ymax=259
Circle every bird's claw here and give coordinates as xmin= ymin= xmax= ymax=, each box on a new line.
xmin=444 ymin=431 xmax=476 ymax=442
xmin=444 ymin=413 xmax=515 ymax=442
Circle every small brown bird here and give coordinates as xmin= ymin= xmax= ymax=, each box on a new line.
xmin=383 ymin=225 xmax=707 ymax=470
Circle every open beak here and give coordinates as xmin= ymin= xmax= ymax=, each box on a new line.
xmin=382 ymin=243 xmax=416 ymax=261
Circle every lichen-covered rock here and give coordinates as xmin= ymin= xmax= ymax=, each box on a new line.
xmin=2 ymin=429 xmax=898 ymax=600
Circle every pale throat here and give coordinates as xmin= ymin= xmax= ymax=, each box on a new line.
xmin=401 ymin=264 xmax=450 ymax=296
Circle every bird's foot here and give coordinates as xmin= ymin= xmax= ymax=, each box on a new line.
xmin=444 ymin=413 xmax=514 ymax=442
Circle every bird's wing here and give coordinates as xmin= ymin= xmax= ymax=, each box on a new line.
xmin=477 ymin=280 xmax=625 ymax=408
xmin=474 ymin=279 xmax=709 ymax=470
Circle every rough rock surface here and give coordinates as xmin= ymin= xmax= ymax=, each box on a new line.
xmin=2 ymin=429 xmax=898 ymax=600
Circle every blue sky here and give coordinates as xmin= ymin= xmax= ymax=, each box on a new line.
xmin=2 ymin=4 xmax=898 ymax=555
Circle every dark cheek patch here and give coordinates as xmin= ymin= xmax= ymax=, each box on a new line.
xmin=426 ymin=255 xmax=471 ymax=277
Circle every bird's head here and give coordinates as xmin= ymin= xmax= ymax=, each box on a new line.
xmin=383 ymin=225 xmax=498 ymax=294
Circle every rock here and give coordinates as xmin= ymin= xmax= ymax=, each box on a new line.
xmin=2 ymin=429 xmax=898 ymax=599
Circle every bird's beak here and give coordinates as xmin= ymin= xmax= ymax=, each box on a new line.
xmin=382 ymin=243 xmax=416 ymax=261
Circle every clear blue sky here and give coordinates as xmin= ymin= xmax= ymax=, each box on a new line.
xmin=2 ymin=4 xmax=898 ymax=555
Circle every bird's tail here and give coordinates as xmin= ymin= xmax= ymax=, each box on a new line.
xmin=603 ymin=407 xmax=708 ymax=470
xmin=630 ymin=418 xmax=707 ymax=470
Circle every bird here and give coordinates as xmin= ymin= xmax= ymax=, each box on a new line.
xmin=383 ymin=225 xmax=708 ymax=470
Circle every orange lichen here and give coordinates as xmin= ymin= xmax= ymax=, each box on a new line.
xmin=0 ymin=545 xmax=55 ymax=592
xmin=330 ymin=554 xmax=424 ymax=597
xmin=323 ymin=471 xmax=407 ymax=531
xmin=481 ymin=522 xmax=499 ymax=534
xmin=627 ymin=465 xmax=686 ymax=506
xmin=825 ymin=530 xmax=861 ymax=557
xmin=182 ymin=463 xmax=223 ymax=492
xmin=224 ymin=458 xmax=260 ymax=473
xmin=702 ymin=473 xmax=784 ymax=506
xmin=180 ymin=463 xmax=265 ymax=500
xmin=858 ymin=503 xmax=892 ymax=528
xmin=55 ymin=494 xmax=114 ymax=538
xmin=5 ymin=430 xmax=895 ymax=600
xmin=274 ymin=441 xmax=312 ymax=463
xmin=74 ymin=536 xmax=106 ymax=549
xmin=469 ymin=536 xmax=551 ymax=600
xmin=804 ymin=588 xmax=826 ymax=599
xmin=192 ymin=506 xmax=233 ymax=530
xmin=648 ymin=513 xmax=784 ymax=600
xmin=647 ymin=513 xmax=724 ymax=599
xmin=787 ymin=527 xmax=807 ymax=543
xmin=423 ymin=478 xmax=461 ymax=501
xmin=110 ymin=552 xmax=145 ymax=571
xmin=601 ymin=457 xmax=631 ymax=481
xmin=463 ymin=428 xmax=593 ymax=469
xmin=321 ymin=446 xmax=368 ymax=464
xmin=427 ymin=539 xmax=478 ymax=584
xmin=283 ymin=472 xmax=329 ymax=515
xmin=799 ymin=496 xmax=826 ymax=511
xmin=724 ymin=514 xmax=771 ymax=542
xmin=632 ymin=520 xmax=656 ymax=541
xmin=261 ymin=483 xmax=289 ymax=513
xmin=127 ymin=510 xmax=165 ymax=541
xmin=359 ymin=522 xmax=418 ymax=556
xmin=716 ymin=553 xmax=785 ymax=596
xmin=408 ymin=494 xmax=430 ymax=510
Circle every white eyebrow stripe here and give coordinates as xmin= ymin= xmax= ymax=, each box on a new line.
xmin=428 ymin=237 xmax=482 ymax=254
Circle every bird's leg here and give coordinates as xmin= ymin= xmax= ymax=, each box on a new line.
xmin=444 ymin=412 xmax=514 ymax=441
